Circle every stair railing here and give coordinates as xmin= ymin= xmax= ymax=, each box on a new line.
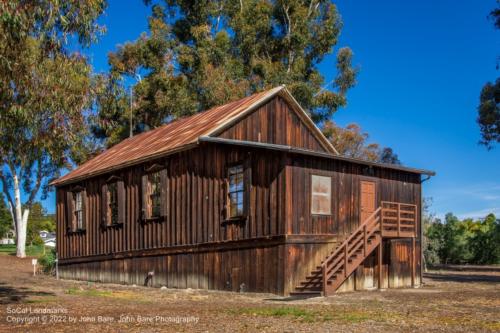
xmin=322 ymin=206 xmax=382 ymax=295
xmin=380 ymin=201 xmax=417 ymax=238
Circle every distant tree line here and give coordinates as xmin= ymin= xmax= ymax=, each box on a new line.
xmin=424 ymin=212 xmax=500 ymax=266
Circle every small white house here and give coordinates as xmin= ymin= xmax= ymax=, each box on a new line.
xmin=0 ymin=231 xmax=15 ymax=245
xmin=44 ymin=238 xmax=56 ymax=248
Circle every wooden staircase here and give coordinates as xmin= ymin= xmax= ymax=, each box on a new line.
xmin=291 ymin=201 xmax=417 ymax=297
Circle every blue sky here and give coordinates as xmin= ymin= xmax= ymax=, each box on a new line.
xmin=40 ymin=0 xmax=499 ymax=219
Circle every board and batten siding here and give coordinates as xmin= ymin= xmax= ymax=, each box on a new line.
xmin=218 ymin=96 xmax=328 ymax=152
xmin=56 ymin=145 xmax=287 ymax=260
xmin=282 ymin=155 xmax=422 ymax=293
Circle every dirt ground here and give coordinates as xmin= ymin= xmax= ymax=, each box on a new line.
xmin=0 ymin=255 xmax=499 ymax=332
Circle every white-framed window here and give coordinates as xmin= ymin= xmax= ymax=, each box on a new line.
xmin=74 ymin=191 xmax=84 ymax=229
xmin=311 ymin=175 xmax=332 ymax=215
xmin=227 ymin=164 xmax=245 ymax=218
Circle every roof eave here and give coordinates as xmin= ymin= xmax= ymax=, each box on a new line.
xmin=50 ymin=142 xmax=198 ymax=187
xmin=198 ymin=136 xmax=436 ymax=177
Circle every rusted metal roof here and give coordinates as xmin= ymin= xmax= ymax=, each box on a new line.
xmin=52 ymin=86 xmax=335 ymax=186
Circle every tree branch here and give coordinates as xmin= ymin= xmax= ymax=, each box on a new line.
xmin=0 ymin=171 xmax=15 ymax=210
xmin=26 ymin=158 xmax=43 ymax=208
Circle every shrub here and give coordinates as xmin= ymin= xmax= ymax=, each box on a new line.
xmin=39 ymin=248 xmax=56 ymax=274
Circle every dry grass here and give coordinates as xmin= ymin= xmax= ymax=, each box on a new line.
xmin=0 ymin=255 xmax=499 ymax=332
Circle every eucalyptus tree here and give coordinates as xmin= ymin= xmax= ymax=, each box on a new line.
xmin=478 ymin=2 xmax=500 ymax=149
xmin=0 ymin=0 xmax=106 ymax=257
xmin=93 ymin=0 xmax=358 ymax=146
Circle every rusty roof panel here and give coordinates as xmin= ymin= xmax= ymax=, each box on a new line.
xmin=52 ymin=86 xmax=286 ymax=186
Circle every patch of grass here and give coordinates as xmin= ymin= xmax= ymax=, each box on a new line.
xmin=23 ymin=295 xmax=57 ymax=304
xmin=64 ymin=287 xmax=146 ymax=302
xmin=0 ymin=244 xmax=16 ymax=254
xmin=0 ymin=244 xmax=48 ymax=257
xmin=231 ymin=307 xmax=316 ymax=322
xmin=340 ymin=312 xmax=372 ymax=323
xmin=66 ymin=287 xmax=114 ymax=297
xmin=230 ymin=306 xmax=395 ymax=324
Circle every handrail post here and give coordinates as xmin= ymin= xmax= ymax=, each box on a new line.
xmin=397 ymin=203 xmax=401 ymax=237
xmin=363 ymin=225 xmax=367 ymax=256
xmin=322 ymin=264 xmax=327 ymax=296
xmin=344 ymin=243 xmax=348 ymax=277
xmin=413 ymin=205 xmax=417 ymax=237
xmin=380 ymin=206 xmax=384 ymax=237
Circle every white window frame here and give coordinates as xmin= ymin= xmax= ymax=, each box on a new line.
xmin=311 ymin=174 xmax=332 ymax=215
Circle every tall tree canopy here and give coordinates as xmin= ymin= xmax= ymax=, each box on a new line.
xmin=0 ymin=0 xmax=106 ymax=257
xmin=478 ymin=2 xmax=500 ymax=149
xmin=322 ymin=121 xmax=401 ymax=164
xmin=93 ymin=0 xmax=358 ymax=146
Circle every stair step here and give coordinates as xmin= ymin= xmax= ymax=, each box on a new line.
xmin=289 ymin=291 xmax=322 ymax=298
xmin=300 ymin=281 xmax=321 ymax=287
xmin=295 ymin=285 xmax=322 ymax=291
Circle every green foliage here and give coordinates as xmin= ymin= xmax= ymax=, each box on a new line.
xmin=424 ymin=212 xmax=500 ymax=265
xmin=39 ymin=247 xmax=56 ymax=274
xmin=0 ymin=244 xmax=46 ymax=257
xmin=322 ymin=121 xmax=401 ymax=164
xmin=470 ymin=214 xmax=500 ymax=264
xmin=0 ymin=192 xmax=12 ymax=239
xmin=26 ymin=203 xmax=55 ymax=246
xmin=478 ymin=2 xmax=500 ymax=149
xmin=0 ymin=1 xmax=105 ymax=256
xmin=478 ymin=78 xmax=500 ymax=149
xmin=93 ymin=0 xmax=358 ymax=147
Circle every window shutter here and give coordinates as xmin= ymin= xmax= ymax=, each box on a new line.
xmin=81 ymin=189 xmax=87 ymax=230
xmin=160 ymin=168 xmax=168 ymax=217
xmin=65 ymin=191 xmax=74 ymax=232
xmin=141 ymin=174 xmax=149 ymax=220
xmin=117 ymin=180 xmax=126 ymax=224
xmin=101 ymin=183 xmax=108 ymax=227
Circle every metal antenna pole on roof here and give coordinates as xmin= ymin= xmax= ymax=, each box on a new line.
xmin=129 ymin=86 xmax=133 ymax=138
xmin=129 ymin=74 xmax=142 ymax=138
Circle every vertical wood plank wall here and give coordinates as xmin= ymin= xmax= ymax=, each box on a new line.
xmin=284 ymin=156 xmax=422 ymax=293
xmin=57 ymin=145 xmax=422 ymax=295
xmin=218 ymin=96 xmax=327 ymax=152
xmin=57 ymin=145 xmax=287 ymax=259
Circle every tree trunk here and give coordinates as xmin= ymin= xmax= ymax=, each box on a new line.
xmin=13 ymin=173 xmax=28 ymax=258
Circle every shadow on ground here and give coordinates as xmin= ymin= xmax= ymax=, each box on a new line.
xmin=0 ymin=282 xmax=55 ymax=304
xmin=424 ymin=272 xmax=500 ymax=283
xmin=429 ymin=264 xmax=500 ymax=273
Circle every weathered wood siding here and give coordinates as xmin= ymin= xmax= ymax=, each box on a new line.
xmin=57 ymin=145 xmax=287 ymax=260
xmin=283 ymin=156 xmax=422 ymax=293
xmin=60 ymin=244 xmax=286 ymax=294
xmin=57 ymin=143 xmax=422 ymax=295
xmin=286 ymin=156 xmax=421 ymax=236
xmin=218 ymin=96 xmax=327 ymax=152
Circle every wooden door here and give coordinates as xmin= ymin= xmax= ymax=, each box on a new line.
xmin=360 ymin=181 xmax=376 ymax=223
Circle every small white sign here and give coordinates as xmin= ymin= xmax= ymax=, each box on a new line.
xmin=32 ymin=258 xmax=37 ymax=266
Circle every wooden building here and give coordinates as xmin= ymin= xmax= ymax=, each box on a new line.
xmin=52 ymin=86 xmax=434 ymax=296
